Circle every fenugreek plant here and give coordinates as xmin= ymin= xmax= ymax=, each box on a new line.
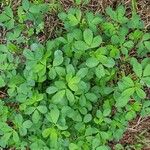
xmin=0 ymin=0 xmax=150 ymax=149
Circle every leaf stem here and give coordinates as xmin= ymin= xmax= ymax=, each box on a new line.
xmin=131 ymin=0 xmax=137 ymax=15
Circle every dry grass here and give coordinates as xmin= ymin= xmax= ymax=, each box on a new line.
xmin=120 ymin=116 xmax=150 ymax=149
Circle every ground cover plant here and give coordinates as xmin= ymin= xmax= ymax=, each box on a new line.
xmin=0 ymin=0 xmax=150 ymax=149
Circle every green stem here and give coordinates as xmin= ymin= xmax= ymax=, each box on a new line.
xmin=132 ymin=0 xmax=137 ymax=15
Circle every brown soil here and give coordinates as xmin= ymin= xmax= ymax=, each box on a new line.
xmin=120 ymin=116 xmax=150 ymax=150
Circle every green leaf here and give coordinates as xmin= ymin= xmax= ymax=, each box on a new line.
xmin=42 ymin=128 xmax=51 ymax=138
xmin=13 ymin=131 xmax=19 ymax=142
xmin=23 ymin=120 xmax=33 ymax=129
xmin=32 ymin=110 xmax=40 ymax=124
xmin=68 ymin=76 xmax=80 ymax=92
xmin=85 ymin=93 xmax=98 ymax=102
xmin=144 ymin=41 xmax=150 ymax=50
xmin=75 ymin=0 xmax=81 ymax=5
xmin=116 ymin=95 xmax=130 ymax=108
xmin=49 ymin=67 xmax=57 ymax=79
xmin=66 ymin=89 xmax=75 ymax=106
xmin=83 ymin=29 xmax=93 ymax=45
xmin=15 ymin=114 xmax=23 ymax=126
xmin=66 ymin=64 xmax=75 ymax=76
xmin=23 ymin=49 xmax=34 ymax=60
xmin=125 ymin=111 xmax=136 ymax=121
xmin=134 ymin=63 xmax=142 ymax=78
xmin=52 ymin=90 xmax=66 ymax=104
xmin=83 ymin=114 xmax=92 ymax=123
xmin=96 ymin=145 xmax=110 ymax=150
xmin=122 ymin=88 xmax=135 ymax=97
xmin=117 ymin=5 xmax=126 ymax=17
xmin=55 ymin=81 xmax=66 ymax=89
xmin=46 ymin=86 xmax=58 ymax=95
xmin=142 ymin=77 xmax=150 ymax=87
xmin=68 ymin=14 xmax=79 ymax=26
xmin=25 ymin=107 xmax=35 ymax=115
xmin=50 ymin=128 xmax=58 ymax=148
xmin=5 ymin=6 xmax=13 ymax=18
xmin=55 ymin=67 xmax=66 ymax=76
xmin=22 ymin=0 xmax=30 ymax=11
xmin=143 ymin=64 xmax=150 ymax=77
xmin=102 ymin=57 xmax=115 ymax=68
xmin=74 ymin=41 xmax=89 ymax=50
xmin=136 ymin=88 xmax=146 ymax=99
xmin=76 ymin=68 xmax=88 ymax=78
xmin=91 ymin=36 xmax=102 ymax=48
xmin=0 ymin=132 xmax=12 ymax=148
xmin=86 ymin=57 xmax=99 ymax=68
xmin=131 ymin=58 xmax=143 ymax=78
xmin=0 ymin=13 xmax=10 ymax=22
xmin=123 ymin=41 xmax=134 ymax=49
xmin=50 ymin=108 xmax=60 ymax=124
xmin=122 ymin=76 xmax=135 ymax=87
xmin=53 ymin=50 xmax=63 ymax=66
xmin=95 ymin=64 xmax=105 ymax=78
xmin=37 ymin=105 xmax=48 ymax=114
xmin=19 ymin=127 xmax=27 ymax=136
xmin=29 ymin=5 xmax=41 ymax=14
xmin=106 ymin=6 xmax=116 ymax=20
xmin=116 ymin=87 xmax=135 ymax=107
xmin=103 ymin=108 xmax=111 ymax=117
xmin=69 ymin=143 xmax=78 ymax=150
xmin=0 ymin=76 xmax=5 ymax=87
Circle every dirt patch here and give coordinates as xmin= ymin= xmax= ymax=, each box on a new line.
xmin=120 ymin=116 xmax=150 ymax=149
